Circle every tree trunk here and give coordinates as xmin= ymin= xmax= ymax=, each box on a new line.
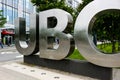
xmin=118 ymin=40 xmax=120 ymax=51
xmin=112 ymin=40 xmax=116 ymax=53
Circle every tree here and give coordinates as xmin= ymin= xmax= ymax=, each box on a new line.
xmin=31 ymin=0 xmax=76 ymax=33
xmin=0 ymin=10 xmax=6 ymax=39
xmin=31 ymin=0 xmax=74 ymax=14
xmin=93 ymin=11 xmax=120 ymax=53
xmin=76 ymin=0 xmax=93 ymax=13
xmin=77 ymin=0 xmax=120 ymax=53
xmin=0 ymin=10 xmax=6 ymax=27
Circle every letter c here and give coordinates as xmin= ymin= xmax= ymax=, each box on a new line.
xmin=74 ymin=0 xmax=120 ymax=67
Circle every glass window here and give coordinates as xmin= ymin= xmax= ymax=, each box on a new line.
xmin=68 ymin=0 xmax=72 ymax=5
xmin=14 ymin=9 xmax=18 ymax=18
xmin=23 ymin=12 xmax=26 ymax=18
xmin=13 ymin=0 xmax=18 ymax=8
xmin=7 ymin=6 xmax=13 ymax=24
xmin=13 ymin=8 xmax=15 ymax=23
xmin=0 ymin=4 xmax=2 ymax=16
xmin=73 ymin=1 xmax=79 ymax=8
xmin=7 ymin=0 xmax=13 ymax=6
xmin=0 ymin=0 xmax=2 ymax=3
xmin=23 ymin=0 xmax=26 ymax=11
xmin=18 ymin=11 xmax=24 ymax=18
xmin=3 ymin=0 xmax=7 ymax=4
xmin=26 ymin=13 xmax=30 ymax=27
xmin=26 ymin=0 xmax=30 ymax=12
xmin=3 ymin=5 xmax=7 ymax=17
xmin=14 ymin=9 xmax=18 ymax=19
xmin=17 ymin=0 xmax=23 ymax=12
xmin=26 ymin=0 xmax=29 ymax=9
xmin=0 ymin=3 xmax=2 ymax=10
xmin=29 ymin=2 xmax=34 ymax=13
xmin=20 ymin=0 xmax=24 ymax=10
xmin=13 ymin=8 xmax=18 ymax=23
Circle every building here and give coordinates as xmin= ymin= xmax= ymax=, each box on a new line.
xmin=66 ymin=0 xmax=81 ymax=9
xmin=0 ymin=0 xmax=35 ymax=45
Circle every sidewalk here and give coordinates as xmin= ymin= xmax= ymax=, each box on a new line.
xmin=0 ymin=44 xmax=98 ymax=80
xmin=0 ymin=44 xmax=120 ymax=80
xmin=0 ymin=63 xmax=40 ymax=80
xmin=0 ymin=44 xmax=16 ymax=52
xmin=0 ymin=61 xmax=98 ymax=80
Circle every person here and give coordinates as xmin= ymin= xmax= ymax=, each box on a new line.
xmin=0 ymin=39 xmax=3 ymax=48
xmin=6 ymin=35 xmax=10 ymax=46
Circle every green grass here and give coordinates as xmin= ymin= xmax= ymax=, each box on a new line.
xmin=68 ymin=49 xmax=85 ymax=60
xmin=67 ymin=42 xmax=120 ymax=60
xmin=97 ymin=44 xmax=112 ymax=53
xmin=97 ymin=42 xmax=120 ymax=54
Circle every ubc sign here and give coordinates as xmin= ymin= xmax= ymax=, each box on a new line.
xmin=15 ymin=0 xmax=120 ymax=68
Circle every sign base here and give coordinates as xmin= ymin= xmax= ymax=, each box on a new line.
xmin=24 ymin=55 xmax=112 ymax=80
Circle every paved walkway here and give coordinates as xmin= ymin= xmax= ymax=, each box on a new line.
xmin=0 ymin=62 xmax=98 ymax=80
xmin=0 ymin=44 xmax=16 ymax=51
xmin=0 ymin=44 xmax=99 ymax=80
xmin=1 ymin=44 xmax=120 ymax=80
xmin=0 ymin=63 xmax=40 ymax=80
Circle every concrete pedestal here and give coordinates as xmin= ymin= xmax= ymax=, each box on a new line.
xmin=24 ymin=55 xmax=112 ymax=80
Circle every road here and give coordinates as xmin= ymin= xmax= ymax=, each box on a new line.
xmin=0 ymin=45 xmax=23 ymax=62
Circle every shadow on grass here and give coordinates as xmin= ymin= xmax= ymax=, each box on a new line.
xmin=67 ymin=49 xmax=85 ymax=60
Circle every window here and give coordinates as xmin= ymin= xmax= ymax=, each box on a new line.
xmin=0 ymin=4 xmax=2 ymax=16
xmin=14 ymin=9 xmax=18 ymax=19
xmin=13 ymin=0 xmax=18 ymax=8
xmin=7 ymin=6 xmax=13 ymax=24
xmin=26 ymin=0 xmax=29 ymax=9
xmin=23 ymin=0 xmax=26 ymax=11
xmin=68 ymin=0 xmax=72 ymax=5
xmin=0 ymin=0 xmax=34 ymax=28
xmin=13 ymin=8 xmax=18 ymax=23
xmin=19 ymin=0 xmax=23 ymax=11
xmin=26 ymin=0 xmax=30 ymax=12
xmin=20 ymin=11 xmax=23 ymax=17
xmin=26 ymin=13 xmax=30 ymax=27
xmin=73 ymin=1 xmax=79 ymax=8
xmin=23 ymin=12 xmax=26 ymax=18
xmin=3 ymin=5 xmax=7 ymax=17
xmin=0 ymin=0 xmax=2 ymax=3
xmin=29 ymin=2 xmax=34 ymax=13
xmin=0 ymin=3 xmax=2 ymax=10
xmin=3 ymin=0 xmax=7 ymax=4
xmin=7 ymin=0 xmax=13 ymax=6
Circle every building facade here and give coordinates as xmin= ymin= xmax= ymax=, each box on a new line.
xmin=66 ymin=0 xmax=81 ymax=9
xmin=0 ymin=0 xmax=35 ymax=45
xmin=0 ymin=0 xmax=34 ymax=28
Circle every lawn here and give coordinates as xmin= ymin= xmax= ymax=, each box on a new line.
xmin=68 ymin=42 xmax=120 ymax=60
xmin=68 ymin=49 xmax=85 ymax=60
xmin=97 ymin=42 xmax=120 ymax=54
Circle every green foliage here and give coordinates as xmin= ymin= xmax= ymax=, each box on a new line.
xmin=77 ymin=0 xmax=120 ymax=53
xmin=77 ymin=0 xmax=93 ymax=13
xmin=93 ymin=10 xmax=120 ymax=53
xmin=97 ymin=42 xmax=120 ymax=54
xmin=31 ymin=0 xmax=76 ymax=33
xmin=68 ymin=49 xmax=85 ymax=60
xmin=0 ymin=10 xmax=6 ymax=27
xmin=31 ymin=0 xmax=74 ymax=15
xmin=93 ymin=11 xmax=120 ymax=40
